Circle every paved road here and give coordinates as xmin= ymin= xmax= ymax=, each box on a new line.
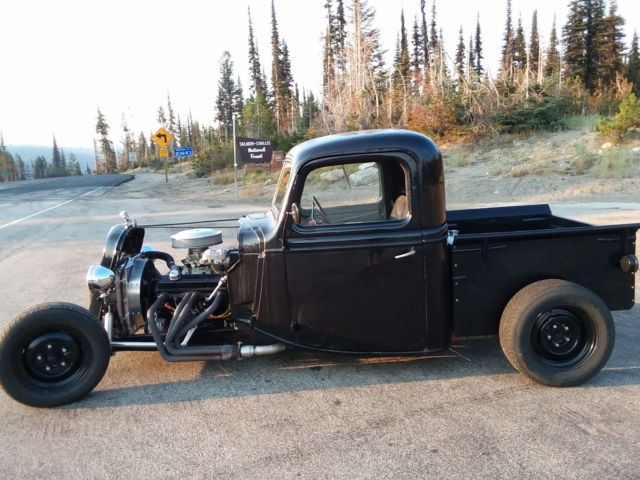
xmin=0 ymin=174 xmax=638 ymax=479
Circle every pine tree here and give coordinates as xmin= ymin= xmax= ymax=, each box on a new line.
xmin=121 ymin=114 xmax=134 ymax=170
xmin=514 ymin=15 xmax=527 ymax=70
xmin=529 ymin=10 xmax=540 ymax=79
xmin=51 ymin=136 xmax=62 ymax=177
xmin=247 ymin=7 xmax=266 ymax=97
xmin=166 ymin=94 xmax=176 ymax=135
xmin=322 ymin=0 xmax=335 ymax=96
xmin=396 ymin=10 xmax=410 ymax=80
xmin=68 ymin=153 xmax=81 ymax=176
xmin=564 ymin=0 xmax=586 ymax=82
xmin=33 ymin=156 xmax=47 ymax=179
xmin=584 ymin=0 xmax=607 ymax=92
xmin=545 ymin=15 xmax=561 ymax=78
xmin=60 ymin=148 xmax=67 ymax=176
xmin=628 ymin=32 xmax=640 ymax=96
xmin=215 ymin=51 xmax=243 ymax=138
xmin=474 ymin=14 xmax=483 ymax=76
xmin=334 ymin=0 xmax=347 ymax=73
xmin=157 ymin=106 xmax=167 ymax=128
xmin=16 ymin=156 xmax=26 ymax=181
xmin=392 ymin=11 xmax=410 ymax=125
xmin=420 ymin=0 xmax=429 ymax=71
xmin=300 ymin=88 xmax=320 ymax=130
xmin=468 ymin=35 xmax=475 ymax=80
xmin=454 ymin=25 xmax=466 ymax=85
xmin=0 ymin=135 xmax=17 ymax=182
xmin=271 ymin=0 xmax=284 ymax=132
xmin=500 ymin=0 xmax=514 ymax=77
xmin=599 ymin=0 xmax=626 ymax=91
xmin=411 ymin=16 xmax=422 ymax=76
xmin=242 ymin=88 xmax=275 ymax=139
xmin=429 ymin=0 xmax=439 ymax=61
xmin=95 ymin=108 xmax=116 ymax=174
xmin=137 ymin=132 xmax=148 ymax=165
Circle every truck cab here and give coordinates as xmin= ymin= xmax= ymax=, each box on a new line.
xmin=230 ymin=130 xmax=451 ymax=353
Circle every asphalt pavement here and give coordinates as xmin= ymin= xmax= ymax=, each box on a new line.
xmin=0 ymin=174 xmax=638 ymax=479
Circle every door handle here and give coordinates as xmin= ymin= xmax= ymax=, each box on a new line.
xmin=395 ymin=247 xmax=416 ymax=259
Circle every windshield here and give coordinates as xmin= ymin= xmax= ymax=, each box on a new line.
xmin=272 ymin=162 xmax=292 ymax=213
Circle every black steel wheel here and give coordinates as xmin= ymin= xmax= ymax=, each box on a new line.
xmin=499 ymin=280 xmax=615 ymax=387
xmin=0 ymin=303 xmax=110 ymax=407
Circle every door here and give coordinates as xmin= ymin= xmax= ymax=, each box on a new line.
xmin=284 ymin=157 xmax=427 ymax=352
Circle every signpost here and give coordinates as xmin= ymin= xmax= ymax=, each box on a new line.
xmin=152 ymin=128 xmax=174 ymax=183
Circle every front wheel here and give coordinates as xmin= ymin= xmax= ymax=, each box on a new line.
xmin=499 ymin=280 xmax=615 ymax=387
xmin=0 ymin=303 xmax=110 ymax=407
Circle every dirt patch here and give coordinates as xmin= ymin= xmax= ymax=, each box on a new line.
xmin=442 ymin=129 xmax=640 ymax=208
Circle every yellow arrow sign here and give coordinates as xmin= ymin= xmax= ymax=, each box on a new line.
xmin=153 ymin=128 xmax=173 ymax=147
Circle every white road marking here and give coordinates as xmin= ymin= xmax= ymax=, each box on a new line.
xmin=0 ymin=186 xmax=104 ymax=230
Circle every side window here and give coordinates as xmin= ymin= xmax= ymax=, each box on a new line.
xmin=298 ymin=160 xmax=409 ymax=226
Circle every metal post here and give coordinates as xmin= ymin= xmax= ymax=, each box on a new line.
xmin=233 ymin=115 xmax=238 ymax=201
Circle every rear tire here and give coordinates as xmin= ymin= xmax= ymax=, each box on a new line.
xmin=0 ymin=302 xmax=110 ymax=407
xmin=499 ymin=280 xmax=614 ymax=387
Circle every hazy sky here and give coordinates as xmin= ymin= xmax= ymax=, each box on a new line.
xmin=1 ymin=0 xmax=638 ymax=150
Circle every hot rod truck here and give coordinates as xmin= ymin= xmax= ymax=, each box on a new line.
xmin=0 ymin=129 xmax=638 ymax=407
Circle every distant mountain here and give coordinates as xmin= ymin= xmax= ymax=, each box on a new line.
xmin=6 ymin=145 xmax=95 ymax=173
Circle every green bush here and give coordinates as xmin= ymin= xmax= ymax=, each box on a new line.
xmin=596 ymin=93 xmax=640 ymax=140
xmin=493 ymin=97 xmax=567 ymax=133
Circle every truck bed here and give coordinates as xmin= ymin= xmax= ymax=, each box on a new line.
xmin=447 ymin=204 xmax=638 ymax=337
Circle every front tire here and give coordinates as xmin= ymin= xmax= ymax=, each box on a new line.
xmin=499 ymin=280 xmax=615 ymax=387
xmin=0 ymin=303 xmax=110 ymax=407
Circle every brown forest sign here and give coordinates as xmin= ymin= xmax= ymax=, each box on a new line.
xmin=236 ymin=137 xmax=273 ymax=164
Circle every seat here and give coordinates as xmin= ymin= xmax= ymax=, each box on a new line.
xmin=390 ymin=195 xmax=409 ymax=220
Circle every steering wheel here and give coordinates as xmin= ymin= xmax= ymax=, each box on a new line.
xmin=312 ymin=196 xmax=330 ymax=224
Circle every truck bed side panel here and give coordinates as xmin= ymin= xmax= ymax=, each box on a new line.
xmin=451 ymin=227 xmax=637 ymax=337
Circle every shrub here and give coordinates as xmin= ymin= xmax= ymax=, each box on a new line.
xmin=596 ymin=93 xmax=640 ymax=140
xmin=493 ymin=97 xmax=566 ymax=133
xmin=593 ymin=148 xmax=634 ymax=178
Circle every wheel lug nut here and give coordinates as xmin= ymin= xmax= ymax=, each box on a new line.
xmin=47 ymin=344 xmax=52 ymax=349
xmin=61 ymin=362 xmax=66 ymax=367
xmin=45 ymin=366 xmax=51 ymax=371
xmin=547 ymin=335 xmax=552 ymax=340
xmin=564 ymin=326 xmax=569 ymax=331
xmin=61 ymin=347 xmax=67 ymax=353
xmin=565 ymin=337 xmax=570 ymax=342
xmin=36 ymin=355 xmax=43 ymax=361
xmin=552 ymin=324 xmax=558 ymax=329
xmin=554 ymin=342 xmax=560 ymax=348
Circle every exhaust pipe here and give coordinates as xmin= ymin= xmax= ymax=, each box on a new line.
xmin=239 ymin=343 xmax=286 ymax=358
xmin=139 ymin=294 xmax=286 ymax=362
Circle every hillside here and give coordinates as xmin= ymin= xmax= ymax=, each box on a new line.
xmin=441 ymin=128 xmax=640 ymax=208
xmin=160 ymin=126 xmax=640 ymax=210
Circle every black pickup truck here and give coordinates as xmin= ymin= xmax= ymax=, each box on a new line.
xmin=1 ymin=129 xmax=638 ymax=407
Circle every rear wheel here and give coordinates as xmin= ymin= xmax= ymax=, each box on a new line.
xmin=499 ymin=280 xmax=614 ymax=387
xmin=0 ymin=303 xmax=110 ymax=407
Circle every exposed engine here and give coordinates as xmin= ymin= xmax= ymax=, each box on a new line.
xmin=86 ymin=212 xmax=284 ymax=363
xmin=112 ymin=227 xmax=232 ymax=339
